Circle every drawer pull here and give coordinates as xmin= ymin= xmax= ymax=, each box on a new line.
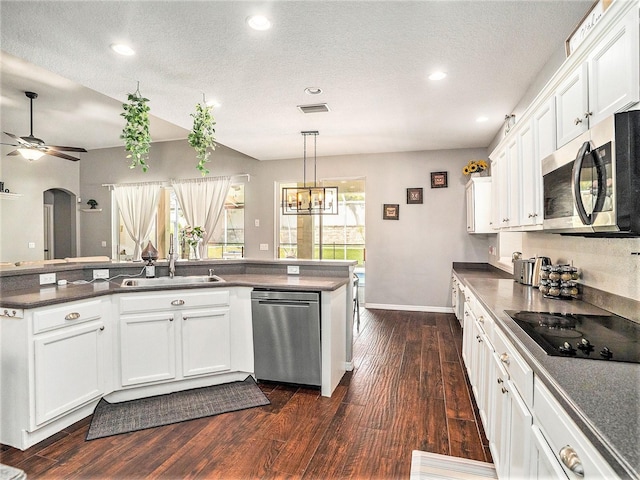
xmin=99 ymin=326 xmax=105 ymax=331
xmin=168 ymin=317 xmax=174 ymax=322
xmin=65 ymin=312 xmax=81 ymax=321
xmin=501 ymin=387 xmax=508 ymax=394
xmin=171 ymin=299 xmax=185 ymax=306
xmin=497 ymin=378 xmax=503 ymax=384
xmin=559 ymin=445 xmax=584 ymax=477
xmin=478 ymin=316 xmax=484 ymax=323
xmin=500 ymin=352 xmax=510 ymax=365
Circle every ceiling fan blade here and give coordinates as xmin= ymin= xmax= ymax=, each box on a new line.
xmin=1 ymin=142 xmax=20 ymax=147
xmin=7 ymin=150 xmax=20 ymax=156
xmin=43 ymin=149 xmax=81 ymax=161
xmin=45 ymin=145 xmax=88 ymax=153
xmin=3 ymin=132 xmax=31 ymax=146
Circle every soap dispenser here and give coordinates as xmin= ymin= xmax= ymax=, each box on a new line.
xmin=141 ymin=241 xmax=158 ymax=278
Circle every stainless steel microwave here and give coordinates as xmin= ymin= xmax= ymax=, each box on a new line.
xmin=542 ymin=111 xmax=640 ymax=236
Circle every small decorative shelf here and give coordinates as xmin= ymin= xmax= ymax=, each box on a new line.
xmin=0 ymin=192 xmax=22 ymax=200
xmin=80 ymin=208 xmax=103 ymax=213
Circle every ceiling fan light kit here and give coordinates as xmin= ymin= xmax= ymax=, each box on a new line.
xmin=282 ymin=131 xmax=339 ymax=216
xmin=2 ymin=91 xmax=87 ymax=162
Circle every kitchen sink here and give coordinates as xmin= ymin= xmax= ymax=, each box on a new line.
xmin=120 ymin=275 xmax=225 ymax=287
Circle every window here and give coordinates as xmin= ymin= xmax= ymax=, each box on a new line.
xmin=277 ymin=179 xmax=365 ymax=266
xmin=116 ymin=184 xmax=244 ymax=261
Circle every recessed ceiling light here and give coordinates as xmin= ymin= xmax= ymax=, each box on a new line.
xmin=304 ymin=87 xmax=323 ymax=95
xmin=246 ymin=15 xmax=271 ymax=31
xmin=476 ymin=116 xmax=489 ymax=123
xmin=110 ymin=43 xmax=135 ymax=56
xmin=428 ymin=71 xmax=447 ymax=81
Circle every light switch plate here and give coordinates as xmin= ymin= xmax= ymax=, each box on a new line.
xmin=259 ymin=243 xmax=269 ymax=251
xmin=287 ymin=265 xmax=300 ymax=275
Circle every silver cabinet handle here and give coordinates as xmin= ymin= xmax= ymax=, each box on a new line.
xmin=65 ymin=312 xmax=80 ymax=321
xmin=501 ymin=387 xmax=508 ymax=394
xmin=168 ymin=317 xmax=174 ymax=322
xmin=574 ymin=117 xmax=583 ymax=125
xmin=584 ymin=111 xmax=592 ymax=118
xmin=500 ymin=352 xmax=510 ymax=365
xmin=99 ymin=326 xmax=105 ymax=331
xmin=478 ymin=316 xmax=484 ymax=323
xmin=559 ymin=446 xmax=585 ymax=477
xmin=171 ymin=299 xmax=185 ymax=306
xmin=497 ymin=378 xmax=503 ymax=384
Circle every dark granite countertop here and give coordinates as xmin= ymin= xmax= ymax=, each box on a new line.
xmin=453 ymin=265 xmax=640 ymax=479
xmin=0 ymin=273 xmax=350 ymax=309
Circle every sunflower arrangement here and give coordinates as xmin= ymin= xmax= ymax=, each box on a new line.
xmin=462 ymin=159 xmax=489 ymax=176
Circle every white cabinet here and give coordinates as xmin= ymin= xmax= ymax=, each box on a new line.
xmin=556 ymin=7 xmax=640 ymax=147
xmin=0 ymin=298 xmax=112 ymax=450
xmin=118 ymin=289 xmax=231 ymax=388
xmin=465 ymin=177 xmax=492 ymax=233
xmin=490 ymin=149 xmax=508 ymax=229
xmin=34 ymin=320 xmax=106 ymax=425
xmin=531 ymin=379 xmax=618 ymax=479
xmin=120 ymin=312 xmax=177 ymax=386
xmin=181 ymin=307 xmax=230 ymax=377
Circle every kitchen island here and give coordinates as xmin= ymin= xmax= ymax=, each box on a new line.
xmin=453 ymin=263 xmax=639 ymax=479
xmin=0 ymin=259 xmax=355 ymax=450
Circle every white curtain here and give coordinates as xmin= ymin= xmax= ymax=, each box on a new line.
xmin=112 ymin=183 xmax=162 ymax=261
xmin=171 ymin=176 xmax=231 ymax=259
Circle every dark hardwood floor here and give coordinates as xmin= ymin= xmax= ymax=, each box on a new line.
xmin=1 ymin=308 xmax=491 ymax=479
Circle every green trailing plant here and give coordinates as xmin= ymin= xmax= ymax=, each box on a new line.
xmin=121 ymin=87 xmax=151 ymax=172
xmin=188 ymin=102 xmax=216 ymax=176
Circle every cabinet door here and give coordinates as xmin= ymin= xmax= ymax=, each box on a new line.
xmin=120 ymin=312 xmax=176 ymax=386
xmin=588 ymin=8 xmax=640 ymax=126
xmin=461 ymin=303 xmax=474 ymax=372
xmin=465 ymin=181 xmax=475 ymax=233
xmin=530 ymin=425 xmax=569 ymax=480
xmin=519 ymin=121 xmax=539 ymax=227
xmin=491 ymin=150 xmax=509 ymax=229
xmin=505 ymin=378 xmax=533 ymax=479
xmin=506 ymin=137 xmax=520 ymax=227
xmin=532 ymin=98 xmax=556 ymax=225
xmin=488 ymin=353 xmax=509 ymax=478
xmin=556 ymin=63 xmax=588 ymax=147
xmin=34 ymin=320 xmax=105 ymax=425
xmin=181 ymin=308 xmax=231 ymax=377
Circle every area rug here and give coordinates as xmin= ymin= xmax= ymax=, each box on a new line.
xmin=86 ymin=376 xmax=270 ymax=440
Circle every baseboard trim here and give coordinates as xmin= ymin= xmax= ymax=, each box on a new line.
xmin=364 ymin=303 xmax=454 ymax=313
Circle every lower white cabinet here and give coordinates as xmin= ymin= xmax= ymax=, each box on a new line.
xmin=34 ymin=319 xmax=106 ymax=425
xmin=118 ymin=289 xmax=231 ymax=388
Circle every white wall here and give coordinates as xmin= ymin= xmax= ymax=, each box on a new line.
xmin=0 ymin=155 xmax=79 ymax=262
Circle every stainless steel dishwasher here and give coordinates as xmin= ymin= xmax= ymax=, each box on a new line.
xmin=251 ymin=289 xmax=321 ymax=386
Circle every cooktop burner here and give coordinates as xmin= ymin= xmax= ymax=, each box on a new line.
xmin=505 ymin=310 xmax=640 ymax=364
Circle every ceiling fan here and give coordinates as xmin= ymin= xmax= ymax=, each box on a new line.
xmin=1 ymin=91 xmax=87 ymax=161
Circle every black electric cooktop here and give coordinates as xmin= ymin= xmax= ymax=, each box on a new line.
xmin=505 ymin=310 xmax=640 ymax=364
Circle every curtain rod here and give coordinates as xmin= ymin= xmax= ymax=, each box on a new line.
xmin=102 ymin=173 xmax=250 ymax=189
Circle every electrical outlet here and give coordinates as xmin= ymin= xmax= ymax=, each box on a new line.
xmin=39 ymin=273 xmax=56 ymax=285
xmin=101 ymin=241 xmax=107 ymax=247
xmin=254 ymin=219 xmax=260 ymax=227
xmin=287 ymin=265 xmax=300 ymax=275
xmin=93 ymin=269 xmax=110 ymax=280
xmin=259 ymin=243 xmax=269 ymax=251
xmin=28 ymin=242 xmax=36 ymax=249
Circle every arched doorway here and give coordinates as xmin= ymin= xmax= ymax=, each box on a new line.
xmin=43 ymin=188 xmax=77 ymax=259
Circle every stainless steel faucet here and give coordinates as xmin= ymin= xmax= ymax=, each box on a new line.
xmin=168 ymin=233 xmax=177 ymax=278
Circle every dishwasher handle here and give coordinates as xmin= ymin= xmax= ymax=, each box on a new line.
xmin=255 ymin=300 xmax=315 ymax=307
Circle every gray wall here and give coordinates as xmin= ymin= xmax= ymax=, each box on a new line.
xmin=79 ymin=140 xmax=490 ymax=310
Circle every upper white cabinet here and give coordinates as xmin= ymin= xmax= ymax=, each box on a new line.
xmin=556 ymin=6 xmax=640 ymax=147
xmin=465 ymin=177 xmax=492 ymax=233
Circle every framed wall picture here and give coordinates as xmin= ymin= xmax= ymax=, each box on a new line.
xmin=406 ymin=187 xmax=423 ymax=204
xmin=430 ymin=171 xmax=448 ymax=188
xmin=383 ymin=204 xmax=399 ymax=220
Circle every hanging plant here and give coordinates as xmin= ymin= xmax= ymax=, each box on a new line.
xmin=121 ymin=85 xmax=151 ymax=172
xmin=188 ymin=102 xmax=216 ymax=176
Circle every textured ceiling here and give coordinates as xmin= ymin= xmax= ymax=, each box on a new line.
xmin=0 ymin=1 xmax=592 ymax=161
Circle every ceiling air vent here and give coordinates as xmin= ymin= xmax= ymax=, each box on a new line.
xmin=297 ymin=103 xmax=330 ymax=114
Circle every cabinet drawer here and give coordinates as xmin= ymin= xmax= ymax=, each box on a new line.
xmin=533 ymin=379 xmax=617 ymax=479
xmin=33 ymin=299 xmax=103 ymax=334
xmin=119 ymin=289 xmax=229 ymax=314
xmin=473 ymin=301 xmax=493 ymax=341
xmin=492 ymin=325 xmax=533 ymax=407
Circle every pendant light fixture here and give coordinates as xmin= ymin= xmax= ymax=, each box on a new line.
xmin=282 ymin=131 xmax=338 ymax=215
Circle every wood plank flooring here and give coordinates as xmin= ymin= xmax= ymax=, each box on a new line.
xmin=0 ymin=308 xmax=491 ymax=479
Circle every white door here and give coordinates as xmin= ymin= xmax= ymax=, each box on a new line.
xmin=120 ymin=312 xmax=177 ymax=386
xmin=43 ymin=204 xmax=54 ymax=259
xmin=181 ymin=308 xmax=231 ymax=377
xmin=34 ymin=320 xmax=105 ymax=425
